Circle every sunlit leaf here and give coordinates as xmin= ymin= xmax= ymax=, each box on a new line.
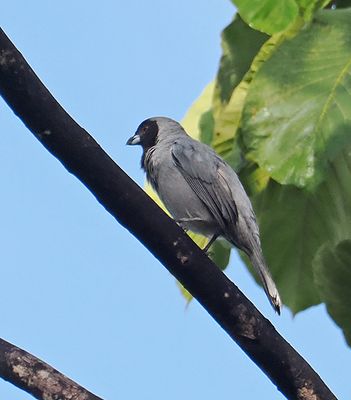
xmin=176 ymin=281 xmax=193 ymax=304
xmin=215 ymin=15 xmax=268 ymax=105
xmin=297 ymin=0 xmax=331 ymax=20
xmin=182 ymin=82 xmax=215 ymax=141
xmin=241 ymin=9 xmax=351 ymax=189
xmin=239 ymin=163 xmax=270 ymax=196
xmin=212 ymin=18 xmax=291 ymax=171
xmin=211 ymin=15 xmax=268 ymax=170
xmin=199 ymin=109 xmax=214 ymax=145
xmin=231 ymin=0 xmax=299 ymax=35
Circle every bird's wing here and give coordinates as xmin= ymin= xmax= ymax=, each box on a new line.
xmin=171 ymin=139 xmax=238 ymax=231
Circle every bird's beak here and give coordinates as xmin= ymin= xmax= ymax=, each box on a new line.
xmin=126 ymin=134 xmax=141 ymax=146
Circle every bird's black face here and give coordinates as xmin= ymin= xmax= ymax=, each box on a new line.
xmin=126 ymin=119 xmax=159 ymax=150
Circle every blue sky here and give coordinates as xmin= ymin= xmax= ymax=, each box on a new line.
xmin=1 ymin=2 xmax=349 ymax=399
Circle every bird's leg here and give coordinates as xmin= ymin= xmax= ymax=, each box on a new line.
xmin=175 ymin=219 xmax=219 ymax=254
xmin=203 ymin=234 xmax=219 ymax=254
xmin=175 ymin=217 xmax=202 ymax=232
xmin=175 ymin=217 xmax=203 ymax=223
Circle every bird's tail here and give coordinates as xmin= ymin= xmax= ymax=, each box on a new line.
xmin=249 ymin=250 xmax=281 ymax=314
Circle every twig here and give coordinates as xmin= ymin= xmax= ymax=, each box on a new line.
xmin=0 ymin=338 xmax=102 ymax=400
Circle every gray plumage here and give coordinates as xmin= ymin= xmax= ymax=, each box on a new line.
xmin=127 ymin=117 xmax=281 ymax=313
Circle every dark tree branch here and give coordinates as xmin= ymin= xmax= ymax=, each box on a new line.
xmin=0 ymin=338 xmax=102 ymax=400
xmin=0 ymin=28 xmax=337 ymax=400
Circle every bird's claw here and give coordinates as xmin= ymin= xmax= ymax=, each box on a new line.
xmin=175 ymin=219 xmax=188 ymax=233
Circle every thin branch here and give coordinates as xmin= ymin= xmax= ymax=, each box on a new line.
xmin=0 ymin=338 xmax=102 ymax=400
xmin=0 ymin=28 xmax=337 ymax=400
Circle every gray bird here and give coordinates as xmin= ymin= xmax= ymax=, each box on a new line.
xmin=127 ymin=117 xmax=281 ymax=314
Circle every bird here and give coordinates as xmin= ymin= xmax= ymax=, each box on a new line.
xmin=127 ymin=116 xmax=281 ymax=314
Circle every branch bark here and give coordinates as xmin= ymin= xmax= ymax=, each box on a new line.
xmin=0 ymin=28 xmax=337 ymax=400
xmin=0 ymin=338 xmax=102 ymax=400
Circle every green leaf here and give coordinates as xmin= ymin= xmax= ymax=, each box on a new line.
xmin=215 ymin=15 xmax=268 ymax=105
xmin=198 ymin=109 xmax=214 ymax=145
xmin=247 ymin=146 xmax=351 ymax=313
xmin=241 ymin=9 xmax=351 ymax=189
xmin=209 ymin=240 xmax=231 ymax=271
xmin=297 ymin=0 xmax=331 ymax=20
xmin=238 ymin=163 xmax=271 ymax=197
xmin=211 ymin=15 xmax=268 ymax=170
xmin=313 ymin=240 xmax=351 ymax=346
xmin=212 ymin=16 xmax=294 ymax=170
xmin=177 ymin=281 xmax=193 ymax=304
xmin=212 ymin=27 xmax=286 ymax=171
xmin=182 ymin=82 xmax=215 ymax=141
xmin=252 ymin=181 xmax=321 ymax=313
xmin=332 ymin=0 xmax=351 ymax=8
xmin=231 ymin=0 xmax=299 ymax=35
